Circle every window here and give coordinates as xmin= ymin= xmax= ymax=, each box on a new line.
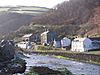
xmin=73 ymin=40 xmax=79 ymax=42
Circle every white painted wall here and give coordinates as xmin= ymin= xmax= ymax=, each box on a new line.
xmin=17 ymin=42 xmax=32 ymax=49
xmin=41 ymin=32 xmax=48 ymax=45
xmin=71 ymin=38 xmax=92 ymax=52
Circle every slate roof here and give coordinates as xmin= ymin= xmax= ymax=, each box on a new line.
xmin=73 ymin=37 xmax=88 ymax=42
xmin=23 ymin=34 xmax=33 ymax=38
xmin=89 ymin=37 xmax=100 ymax=41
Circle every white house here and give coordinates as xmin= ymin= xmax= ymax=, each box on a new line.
xmin=71 ymin=37 xmax=100 ymax=52
xmin=17 ymin=41 xmax=32 ymax=49
xmin=53 ymin=37 xmax=71 ymax=48
xmin=22 ymin=34 xmax=33 ymax=41
xmin=22 ymin=33 xmax=39 ymax=42
xmin=41 ymin=30 xmax=56 ymax=45
xmin=61 ymin=37 xmax=71 ymax=48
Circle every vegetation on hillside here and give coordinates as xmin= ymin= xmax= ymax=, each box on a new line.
xmin=2 ymin=0 xmax=100 ymax=40
xmin=0 ymin=6 xmax=49 ymax=39
xmin=31 ymin=0 xmax=100 ymax=37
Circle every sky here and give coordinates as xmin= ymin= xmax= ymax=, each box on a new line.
xmin=0 ymin=0 xmax=68 ymax=8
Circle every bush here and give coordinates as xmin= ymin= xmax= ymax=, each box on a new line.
xmin=36 ymin=45 xmax=53 ymax=50
xmin=34 ymin=45 xmax=63 ymax=51
xmin=53 ymin=48 xmax=62 ymax=50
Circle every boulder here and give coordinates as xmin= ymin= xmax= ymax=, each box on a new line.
xmin=0 ymin=57 xmax=26 ymax=75
xmin=7 ymin=57 xmax=26 ymax=74
xmin=0 ymin=40 xmax=26 ymax=74
xmin=0 ymin=40 xmax=15 ymax=62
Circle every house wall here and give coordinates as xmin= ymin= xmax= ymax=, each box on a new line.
xmin=41 ymin=33 xmax=47 ymax=45
xmin=53 ymin=40 xmax=61 ymax=48
xmin=61 ymin=38 xmax=71 ymax=47
xmin=71 ymin=38 xmax=92 ymax=52
xmin=47 ymin=32 xmax=56 ymax=44
xmin=41 ymin=31 xmax=56 ymax=45
xmin=83 ymin=39 xmax=92 ymax=51
xmin=17 ymin=42 xmax=32 ymax=49
xmin=71 ymin=41 xmax=84 ymax=52
xmin=30 ymin=34 xmax=39 ymax=42
xmin=17 ymin=42 xmax=27 ymax=49
xmin=91 ymin=42 xmax=100 ymax=50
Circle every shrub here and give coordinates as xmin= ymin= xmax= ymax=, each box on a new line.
xmin=36 ymin=45 xmax=53 ymax=50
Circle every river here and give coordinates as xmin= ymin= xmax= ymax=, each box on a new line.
xmin=17 ymin=53 xmax=100 ymax=75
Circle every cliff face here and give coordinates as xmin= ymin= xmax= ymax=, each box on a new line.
xmin=32 ymin=0 xmax=100 ymax=36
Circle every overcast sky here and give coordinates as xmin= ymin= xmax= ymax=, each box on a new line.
xmin=0 ymin=0 xmax=69 ymax=8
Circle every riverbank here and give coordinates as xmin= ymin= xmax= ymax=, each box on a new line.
xmin=22 ymin=50 xmax=100 ymax=65
xmin=22 ymin=53 xmax=100 ymax=75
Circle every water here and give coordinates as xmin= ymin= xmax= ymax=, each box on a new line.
xmin=19 ymin=54 xmax=100 ymax=75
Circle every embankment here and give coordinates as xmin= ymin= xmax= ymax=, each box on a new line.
xmin=29 ymin=51 xmax=100 ymax=65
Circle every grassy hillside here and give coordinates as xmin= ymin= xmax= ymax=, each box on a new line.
xmin=0 ymin=6 xmax=49 ymax=39
xmin=0 ymin=6 xmax=49 ymax=16
xmin=0 ymin=12 xmax=33 ymax=35
xmin=2 ymin=0 xmax=100 ymax=39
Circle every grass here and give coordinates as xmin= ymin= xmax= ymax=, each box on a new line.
xmin=53 ymin=55 xmax=66 ymax=59
xmin=33 ymin=45 xmax=100 ymax=55
xmin=84 ymin=51 xmax=100 ymax=55
xmin=33 ymin=49 xmax=100 ymax=55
